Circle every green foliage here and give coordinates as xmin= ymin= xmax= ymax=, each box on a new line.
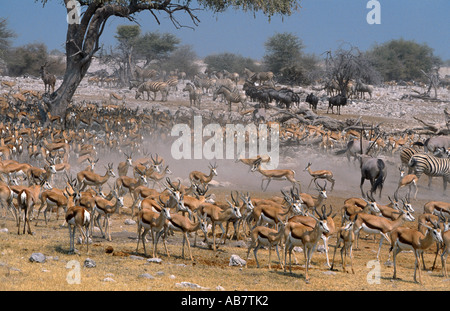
xmin=366 ymin=39 xmax=442 ymax=82
xmin=0 ymin=18 xmax=16 ymax=59
xmin=263 ymin=32 xmax=303 ymax=73
xmin=6 ymin=43 xmax=48 ymax=76
xmin=263 ymin=32 xmax=319 ymax=85
xmin=134 ymin=31 xmax=180 ymax=64
xmin=197 ymin=0 xmax=300 ymax=19
xmin=204 ymin=52 xmax=258 ymax=76
xmin=161 ymin=45 xmax=200 ymax=79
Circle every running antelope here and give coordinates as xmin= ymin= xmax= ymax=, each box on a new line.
xmin=189 ymin=162 xmax=218 ymax=187
xmin=251 ymin=157 xmax=302 ymax=192
xmin=77 ymin=163 xmax=115 ymax=191
xmin=353 ymin=200 xmax=415 ymax=261
xmin=304 ymin=162 xmax=335 ymax=191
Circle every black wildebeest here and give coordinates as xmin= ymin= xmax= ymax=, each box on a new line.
xmin=359 ymin=154 xmax=387 ymax=198
xmin=306 ymin=93 xmax=319 ymax=111
xmin=327 ymin=94 xmax=347 ymax=115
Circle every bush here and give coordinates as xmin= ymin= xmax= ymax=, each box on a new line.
xmin=6 ymin=43 xmax=65 ymax=77
xmin=204 ymin=52 xmax=259 ymax=77
xmin=366 ymin=39 xmax=442 ymax=82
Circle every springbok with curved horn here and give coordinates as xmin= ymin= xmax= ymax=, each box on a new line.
xmin=284 ymin=205 xmax=331 ymax=283
xmin=353 ymin=192 xmax=415 ymax=261
xmin=251 ymin=157 xmax=302 ymax=192
xmin=390 ymin=220 xmax=443 ymax=283
xmin=117 ymin=152 xmax=133 ymax=177
xmin=77 ymin=163 xmax=116 ymax=191
xmin=304 ymin=162 xmax=335 ymax=191
xmin=245 ymin=221 xmax=286 ymax=269
xmin=189 ymin=162 xmax=218 ymax=187
xmin=330 ymin=214 xmax=358 ymax=274
xmin=287 ymin=204 xmax=336 ymax=267
xmin=394 ymin=167 xmax=419 ymax=200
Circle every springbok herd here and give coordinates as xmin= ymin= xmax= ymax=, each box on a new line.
xmin=0 ymin=69 xmax=449 ymax=286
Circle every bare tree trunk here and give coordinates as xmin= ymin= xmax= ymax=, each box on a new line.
xmin=45 ymin=1 xmax=181 ymax=121
xmin=47 ymin=54 xmax=91 ymax=118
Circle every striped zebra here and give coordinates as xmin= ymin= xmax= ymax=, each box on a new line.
xmin=249 ymin=71 xmax=275 ymax=86
xmin=193 ymin=75 xmax=215 ymax=94
xmin=212 ymin=85 xmax=247 ymax=111
xmin=165 ymin=77 xmax=179 ymax=92
xmin=400 ymin=147 xmax=420 ymax=171
xmin=135 ymin=81 xmax=169 ymax=102
xmin=223 ymin=70 xmax=240 ymax=85
xmin=182 ymin=82 xmax=202 ymax=107
xmin=408 ymin=152 xmax=450 ymax=192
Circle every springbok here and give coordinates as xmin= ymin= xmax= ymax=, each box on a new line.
xmin=251 ymin=157 xmax=302 ymax=192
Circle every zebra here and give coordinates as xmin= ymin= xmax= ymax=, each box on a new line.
xmin=249 ymin=71 xmax=275 ymax=86
xmin=182 ymin=82 xmax=202 ymax=107
xmin=135 ymin=81 xmax=169 ymax=102
xmin=134 ymin=66 xmax=158 ymax=82
xmin=400 ymin=146 xmax=422 ymax=171
xmin=212 ymin=85 xmax=247 ymax=112
xmin=165 ymin=77 xmax=179 ymax=92
xmin=222 ymin=70 xmax=240 ymax=86
xmin=193 ymin=75 xmax=215 ymax=94
xmin=243 ymin=68 xmax=255 ymax=80
xmin=408 ymin=152 xmax=450 ymax=192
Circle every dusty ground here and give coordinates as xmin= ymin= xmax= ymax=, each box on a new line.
xmin=0 ymin=73 xmax=449 ymax=294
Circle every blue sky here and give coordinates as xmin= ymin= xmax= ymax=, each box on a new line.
xmin=1 ymin=0 xmax=449 ymax=61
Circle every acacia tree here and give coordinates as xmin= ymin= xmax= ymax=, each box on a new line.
xmin=263 ymin=32 xmax=303 ymax=74
xmin=115 ymin=25 xmax=141 ymax=82
xmin=38 ymin=0 xmax=301 ymax=119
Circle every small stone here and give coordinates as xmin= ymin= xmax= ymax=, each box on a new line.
xmin=229 ymin=254 xmax=246 ymax=267
xmin=124 ymin=219 xmax=136 ymax=225
xmin=102 ymin=277 xmax=115 ymax=282
xmin=29 ymin=253 xmax=46 ymax=263
xmin=175 ymin=282 xmax=202 ymax=289
xmin=147 ymin=258 xmax=162 ymax=264
xmin=139 ymin=273 xmax=155 ymax=280
xmin=84 ymin=258 xmax=96 ymax=268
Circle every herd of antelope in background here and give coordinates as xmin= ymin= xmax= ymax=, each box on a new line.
xmin=0 ymin=63 xmax=449 ymax=284
xmin=0 ymin=107 xmax=448 ymax=284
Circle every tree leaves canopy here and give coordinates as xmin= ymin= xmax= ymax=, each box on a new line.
xmin=366 ymin=39 xmax=442 ymax=82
